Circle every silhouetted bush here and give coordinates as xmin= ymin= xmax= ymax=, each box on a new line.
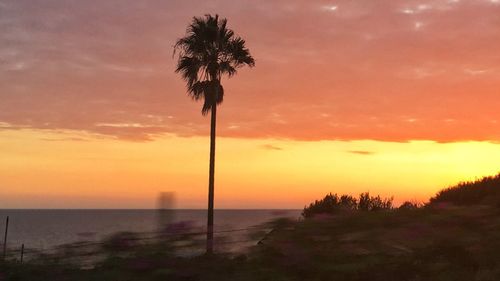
xmin=358 ymin=192 xmax=393 ymax=211
xmin=430 ymin=173 xmax=500 ymax=206
xmin=302 ymin=192 xmax=393 ymax=218
xmin=398 ymin=201 xmax=421 ymax=210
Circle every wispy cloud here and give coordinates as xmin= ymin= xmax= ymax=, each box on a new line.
xmin=261 ymin=144 xmax=283 ymax=151
xmin=40 ymin=137 xmax=89 ymax=142
xmin=347 ymin=150 xmax=375 ymax=155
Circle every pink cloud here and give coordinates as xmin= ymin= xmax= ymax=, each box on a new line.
xmin=0 ymin=0 xmax=499 ymax=142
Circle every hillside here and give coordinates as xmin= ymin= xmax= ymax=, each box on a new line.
xmin=430 ymin=173 xmax=500 ymax=206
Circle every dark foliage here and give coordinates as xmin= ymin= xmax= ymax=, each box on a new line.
xmin=398 ymin=201 xmax=421 ymax=210
xmin=429 ymin=173 xmax=500 ymax=206
xmin=302 ymin=192 xmax=393 ymax=218
xmin=174 ymin=14 xmax=255 ymax=115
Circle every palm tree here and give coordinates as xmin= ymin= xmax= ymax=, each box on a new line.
xmin=174 ymin=14 xmax=255 ymax=254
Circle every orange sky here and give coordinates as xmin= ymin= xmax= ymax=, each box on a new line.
xmin=0 ymin=0 xmax=499 ymax=208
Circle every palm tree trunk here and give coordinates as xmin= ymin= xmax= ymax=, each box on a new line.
xmin=206 ymin=102 xmax=216 ymax=254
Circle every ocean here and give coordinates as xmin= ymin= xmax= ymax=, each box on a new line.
xmin=0 ymin=209 xmax=301 ymax=252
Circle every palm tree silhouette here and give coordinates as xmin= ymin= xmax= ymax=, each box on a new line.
xmin=174 ymin=14 xmax=255 ymax=254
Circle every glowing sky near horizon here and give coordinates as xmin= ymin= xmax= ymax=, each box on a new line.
xmin=1 ymin=0 xmax=499 ymax=208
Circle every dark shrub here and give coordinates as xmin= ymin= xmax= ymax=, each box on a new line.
xmin=301 ymin=193 xmax=357 ymax=218
xmin=429 ymin=173 xmax=500 ymax=206
xmin=302 ymin=192 xmax=393 ymax=218
xmin=358 ymin=192 xmax=393 ymax=211
xmin=398 ymin=201 xmax=421 ymax=210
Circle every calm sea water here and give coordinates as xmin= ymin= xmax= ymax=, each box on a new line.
xmin=0 ymin=209 xmax=300 ymax=251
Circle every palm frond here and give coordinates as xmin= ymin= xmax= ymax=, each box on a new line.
xmin=227 ymin=37 xmax=255 ymax=67
xmin=174 ymin=14 xmax=254 ymax=115
xmin=175 ymin=56 xmax=201 ymax=88
xmin=201 ymin=81 xmax=224 ymax=115
xmin=219 ymin=60 xmax=237 ymax=77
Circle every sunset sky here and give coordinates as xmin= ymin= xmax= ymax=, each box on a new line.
xmin=1 ymin=0 xmax=499 ymax=208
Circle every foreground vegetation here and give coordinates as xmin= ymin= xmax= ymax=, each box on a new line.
xmin=2 ymin=173 xmax=500 ymax=281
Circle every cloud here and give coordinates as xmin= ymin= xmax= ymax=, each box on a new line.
xmin=40 ymin=137 xmax=88 ymax=142
xmin=0 ymin=0 xmax=499 ymax=142
xmin=347 ymin=150 xmax=375 ymax=155
xmin=261 ymin=144 xmax=283 ymax=151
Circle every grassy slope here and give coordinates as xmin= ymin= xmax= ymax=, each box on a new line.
xmin=255 ymin=206 xmax=500 ymax=281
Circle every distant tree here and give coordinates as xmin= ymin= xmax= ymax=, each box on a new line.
xmin=174 ymin=14 xmax=255 ymax=254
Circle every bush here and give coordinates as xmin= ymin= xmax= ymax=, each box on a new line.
xmin=398 ymin=201 xmax=421 ymax=210
xmin=358 ymin=192 xmax=393 ymax=211
xmin=302 ymin=192 xmax=393 ymax=218
xmin=429 ymin=173 xmax=500 ymax=206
